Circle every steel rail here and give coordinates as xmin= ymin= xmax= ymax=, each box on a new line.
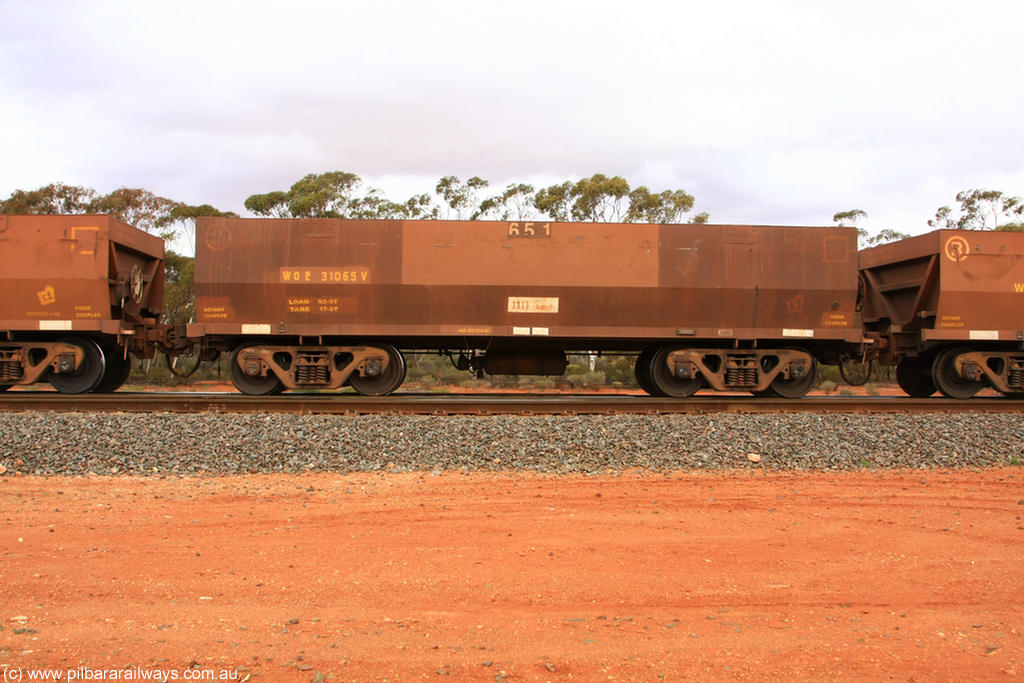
xmin=1 ymin=392 xmax=1022 ymax=415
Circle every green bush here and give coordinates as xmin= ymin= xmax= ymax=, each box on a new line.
xmin=595 ymin=356 xmax=635 ymax=384
xmin=817 ymin=364 xmax=842 ymax=385
xmin=565 ymin=370 xmax=606 ymax=389
xmin=405 ymin=354 xmax=469 ymax=386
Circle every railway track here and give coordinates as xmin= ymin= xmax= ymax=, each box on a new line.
xmin=1 ymin=391 xmax=1022 ymax=415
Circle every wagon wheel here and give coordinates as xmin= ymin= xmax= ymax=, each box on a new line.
xmin=349 ymin=344 xmax=406 ymax=396
xmin=230 ymin=345 xmax=285 ymax=395
xmin=648 ymin=347 xmax=701 ymax=398
xmin=839 ymin=356 xmax=873 ymax=386
xmin=895 ymin=356 xmax=935 ymax=398
xmin=931 ymin=347 xmax=983 ymax=399
xmin=92 ymin=347 xmax=133 ymax=393
xmin=765 ymin=356 xmax=817 ymax=399
xmin=633 ymin=349 xmax=660 ymax=396
xmin=49 ymin=336 xmax=106 ymax=394
xmin=166 ymin=348 xmax=202 ymax=378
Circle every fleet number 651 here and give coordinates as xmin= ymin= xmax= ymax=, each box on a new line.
xmin=508 ymin=222 xmax=552 ymax=238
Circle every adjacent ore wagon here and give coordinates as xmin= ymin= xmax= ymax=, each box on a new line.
xmin=192 ymin=218 xmax=861 ymax=397
xmin=860 ymin=228 xmax=1024 ymax=398
xmin=0 ymin=214 xmax=166 ymax=393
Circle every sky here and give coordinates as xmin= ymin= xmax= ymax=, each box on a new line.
xmin=1 ymin=0 xmax=1022 ymax=239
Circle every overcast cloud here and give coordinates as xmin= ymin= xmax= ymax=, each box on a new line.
xmin=1 ymin=0 xmax=1021 ymax=235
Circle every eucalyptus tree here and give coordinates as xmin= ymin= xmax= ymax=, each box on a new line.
xmin=0 ymin=182 xmax=96 ymax=214
xmin=929 ymin=189 xmax=1024 ymax=230
xmin=435 ymin=175 xmax=489 ymax=219
xmin=535 ymin=173 xmax=707 ymax=224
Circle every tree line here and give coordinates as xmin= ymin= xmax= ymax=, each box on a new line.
xmin=0 ymin=171 xmax=713 ymax=252
xmin=4 ymin=173 xmax=1021 ymax=245
xmin=242 ymin=171 xmax=711 ymax=224
xmin=834 ymin=189 xmax=1024 ymax=247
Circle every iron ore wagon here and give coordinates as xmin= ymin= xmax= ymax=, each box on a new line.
xmin=0 ymin=214 xmax=166 ymax=393
xmin=190 ymin=218 xmax=861 ymax=397
xmin=860 ymin=229 xmax=1024 ymax=398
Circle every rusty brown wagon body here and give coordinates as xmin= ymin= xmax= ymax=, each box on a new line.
xmin=191 ymin=218 xmax=861 ymax=397
xmin=860 ymin=229 xmax=1024 ymax=397
xmin=0 ymin=215 xmax=165 ymax=393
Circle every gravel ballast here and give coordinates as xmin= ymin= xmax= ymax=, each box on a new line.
xmin=2 ymin=412 xmax=1023 ymax=476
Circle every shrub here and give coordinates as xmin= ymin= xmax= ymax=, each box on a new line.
xmin=817 ymin=364 xmax=842 ymax=385
xmin=565 ymin=363 xmax=588 ymax=376
xmin=595 ymin=356 xmax=634 ymax=384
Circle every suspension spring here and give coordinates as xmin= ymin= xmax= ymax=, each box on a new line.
xmin=0 ymin=360 xmax=23 ymax=381
xmin=1009 ymin=362 xmax=1024 ymax=388
xmin=295 ymin=364 xmax=329 ymax=384
xmin=725 ymin=367 xmax=758 ymax=386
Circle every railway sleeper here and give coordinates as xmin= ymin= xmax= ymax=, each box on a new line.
xmin=665 ymin=348 xmax=816 ymax=394
xmin=233 ymin=344 xmax=395 ymax=391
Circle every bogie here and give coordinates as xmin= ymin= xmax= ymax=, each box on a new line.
xmin=931 ymin=347 xmax=984 ymax=399
xmin=48 ymin=337 xmax=106 ymax=394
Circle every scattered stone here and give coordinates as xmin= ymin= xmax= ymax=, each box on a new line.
xmin=747 ymin=453 xmax=762 ymax=463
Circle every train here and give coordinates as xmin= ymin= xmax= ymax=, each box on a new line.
xmin=1 ymin=214 xmax=1022 ymax=399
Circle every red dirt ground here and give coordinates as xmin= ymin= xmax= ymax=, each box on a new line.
xmin=1 ymin=469 xmax=1022 ymax=682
